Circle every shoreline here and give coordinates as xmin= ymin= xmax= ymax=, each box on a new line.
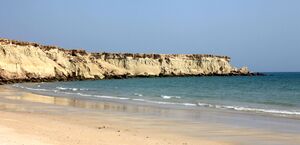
xmin=1 ymin=85 xmax=300 ymax=145
xmin=11 ymin=80 xmax=300 ymax=120
xmin=0 ymin=73 xmax=265 ymax=85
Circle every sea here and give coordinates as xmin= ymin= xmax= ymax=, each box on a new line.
xmin=13 ymin=72 xmax=300 ymax=117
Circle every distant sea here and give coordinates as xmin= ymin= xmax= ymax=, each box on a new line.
xmin=13 ymin=72 xmax=300 ymax=117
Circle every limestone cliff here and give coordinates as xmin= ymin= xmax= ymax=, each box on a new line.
xmin=0 ymin=38 xmax=256 ymax=84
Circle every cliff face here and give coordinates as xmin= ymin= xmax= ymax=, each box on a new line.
xmin=0 ymin=38 xmax=252 ymax=84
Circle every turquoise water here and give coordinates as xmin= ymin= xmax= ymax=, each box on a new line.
xmin=14 ymin=72 xmax=300 ymax=116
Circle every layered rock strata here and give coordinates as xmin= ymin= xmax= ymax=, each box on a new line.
xmin=0 ymin=38 xmax=257 ymax=84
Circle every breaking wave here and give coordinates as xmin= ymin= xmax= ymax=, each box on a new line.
xmin=56 ymin=86 xmax=88 ymax=91
xmin=160 ymin=95 xmax=181 ymax=99
xmin=197 ymin=102 xmax=300 ymax=115
xmin=133 ymin=93 xmax=143 ymax=97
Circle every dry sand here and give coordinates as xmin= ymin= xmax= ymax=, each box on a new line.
xmin=0 ymin=110 xmax=233 ymax=145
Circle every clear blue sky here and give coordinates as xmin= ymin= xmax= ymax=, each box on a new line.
xmin=1 ymin=0 xmax=299 ymax=72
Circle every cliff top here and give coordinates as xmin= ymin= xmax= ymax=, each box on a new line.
xmin=0 ymin=38 xmax=230 ymax=60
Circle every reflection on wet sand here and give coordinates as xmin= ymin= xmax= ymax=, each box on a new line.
xmin=1 ymin=90 xmax=201 ymax=120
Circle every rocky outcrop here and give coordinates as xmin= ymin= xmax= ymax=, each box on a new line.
xmin=0 ymin=38 xmax=259 ymax=84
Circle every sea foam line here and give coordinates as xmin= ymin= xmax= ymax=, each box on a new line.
xmin=197 ymin=102 xmax=300 ymax=115
xmin=160 ymin=95 xmax=181 ymax=99
xmin=56 ymin=86 xmax=89 ymax=91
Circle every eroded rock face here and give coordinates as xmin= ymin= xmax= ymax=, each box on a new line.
xmin=0 ymin=38 xmax=254 ymax=84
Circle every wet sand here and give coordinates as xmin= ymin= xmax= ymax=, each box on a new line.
xmin=0 ymin=86 xmax=300 ymax=145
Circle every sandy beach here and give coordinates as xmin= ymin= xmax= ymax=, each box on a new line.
xmin=0 ymin=86 xmax=232 ymax=145
xmin=0 ymin=86 xmax=300 ymax=145
xmin=0 ymin=111 xmax=232 ymax=145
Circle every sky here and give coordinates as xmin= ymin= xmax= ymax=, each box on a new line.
xmin=0 ymin=0 xmax=299 ymax=72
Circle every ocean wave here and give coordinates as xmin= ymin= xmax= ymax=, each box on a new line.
xmin=132 ymin=98 xmax=145 ymax=101
xmin=13 ymin=84 xmax=48 ymax=91
xmin=56 ymin=86 xmax=88 ymax=91
xmin=60 ymin=92 xmax=129 ymax=100
xmin=63 ymin=92 xmax=76 ymax=95
xmin=132 ymin=98 xmax=197 ymax=106
xmin=160 ymin=95 xmax=181 ymax=99
xmin=76 ymin=93 xmax=93 ymax=97
xmin=197 ymin=102 xmax=300 ymax=115
xmin=225 ymin=106 xmax=300 ymax=115
xmin=197 ymin=102 xmax=214 ymax=107
xmin=93 ymin=95 xmax=129 ymax=100
xmin=182 ymin=103 xmax=197 ymax=106
xmin=133 ymin=93 xmax=143 ymax=97
xmin=25 ymin=87 xmax=48 ymax=91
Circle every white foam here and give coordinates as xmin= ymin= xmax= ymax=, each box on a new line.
xmin=151 ymin=101 xmax=178 ymax=105
xmin=56 ymin=86 xmax=68 ymax=90
xmin=160 ymin=95 xmax=181 ymax=99
xmin=94 ymin=95 xmax=117 ymax=99
xmin=21 ymin=86 xmax=48 ymax=91
xmin=197 ymin=102 xmax=210 ymax=106
xmin=133 ymin=98 xmax=177 ymax=105
xmin=133 ymin=93 xmax=143 ymax=97
xmin=133 ymin=99 xmax=197 ymax=107
xmin=224 ymin=106 xmax=300 ymax=115
xmin=56 ymin=86 xmax=87 ymax=91
xmin=132 ymin=98 xmax=145 ymax=101
xmin=13 ymin=84 xmax=52 ymax=92
xmin=197 ymin=102 xmax=300 ymax=116
xmin=63 ymin=92 xmax=76 ymax=95
xmin=77 ymin=93 xmax=92 ymax=97
xmin=93 ymin=95 xmax=129 ymax=100
xmin=182 ymin=103 xmax=197 ymax=106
